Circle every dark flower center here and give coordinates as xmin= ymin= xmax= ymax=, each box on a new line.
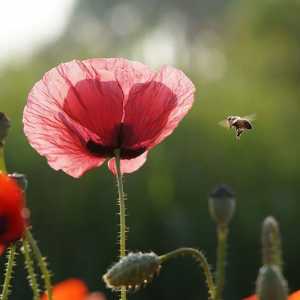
xmin=86 ymin=123 xmax=146 ymax=159
xmin=0 ymin=216 xmax=8 ymax=236
xmin=87 ymin=140 xmax=145 ymax=159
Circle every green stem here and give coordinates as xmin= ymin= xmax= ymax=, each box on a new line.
xmin=21 ymin=238 xmax=40 ymax=300
xmin=1 ymin=245 xmax=17 ymax=300
xmin=0 ymin=147 xmax=6 ymax=173
xmin=114 ymin=150 xmax=127 ymax=300
xmin=25 ymin=229 xmax=52 ymax=300
xmin=215 ymin=225 xmax=228 ymax=300
xmin=160 ymin=247 xmax=216 ymax=300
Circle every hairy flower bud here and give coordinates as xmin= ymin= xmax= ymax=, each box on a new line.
xmin=262 ymin=216 xmax=282 ymax=268
xmin=0 ymin=112 xmax=10 ymax=147
xmin=103 ymin=252 xmax=161 ymax=291
xmin=209 ymin=184 xmax=236 ymax=226
xmin=256 ymin=265 xmax=288 ymax=300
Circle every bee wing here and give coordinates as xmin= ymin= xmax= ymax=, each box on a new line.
xmin=218 ymin=119 xmax=230 ymax=128
xmin=242 ymin=113 xmax=256 ymax=121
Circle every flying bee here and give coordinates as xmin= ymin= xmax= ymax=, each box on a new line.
xmin=219 ymin=114 xmax=256 ymax=139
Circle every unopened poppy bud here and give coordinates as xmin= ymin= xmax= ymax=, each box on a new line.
xmin=0 ymin=112 xmax=10 ymax=147
xmin=256 ymin=265 xmax=288 ymax=300
xmin=9 ymin=173 xmax=28 ymax=191
xmin=262 ymin=216 xmax=282 ymax=268
xmin=209 ymin=184 xmax=236 ymax=226
xmin=103 ymin=252 xmax=161 ymax=291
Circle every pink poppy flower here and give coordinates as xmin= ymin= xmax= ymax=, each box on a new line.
xmin=23 ymin=58 xmax=195 ymax=178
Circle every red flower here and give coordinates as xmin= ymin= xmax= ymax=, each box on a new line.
xmin=0 ymin=173 xmax=26 ymax=253
xmin=243 ymin=296 xmax=257 ymax=300
xmin=41 ymin=279 xmax=106 ymax=300
xmin=23 ymin=58 xmax=195 ymax=177
xmin=289 ymin=291 xmax=300 ymax=300
xmin=244 ymin=290 xmax=300 ymax=300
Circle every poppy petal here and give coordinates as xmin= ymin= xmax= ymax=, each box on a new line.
xmin=107 ymin=151 xmax=148 ymax=174
xmin=41 ymin=279 xmax=88 ymax=300
xmin=122 ymin=65 xmax=195 ymax=149
xmin=289 ymin=290 xmax=300 ymax=300
xmin=24 ymin=102 xmax=105 ymax=178
xmin=0 ymin=174 xmax=26 ymax=252
xmin=84 ymin=58 xmax=153 ymax=101
xmin=243 ymin=295 xmax=258 ymax=300
xmin=23 ymin=60 xmax=125 ymax=177
xmin=63 ymin=60 xmax=124 ymax=144
xmin=85 ymin=292 xmax=106 ymax=300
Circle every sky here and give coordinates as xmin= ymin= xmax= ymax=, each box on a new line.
xmin=0 ymin=0 xmax=75 ymax=65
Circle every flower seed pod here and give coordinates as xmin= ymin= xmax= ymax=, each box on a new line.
xmin=103 ymin=252 xmax=161 ymax=291
xmin=262 ymin=216 xmax=282 ymax=268
xmin=0 ymin=112 xmax=10 ymax=147
xmin=209 ymin=184 xmax=236 ymax=226
xmin=256 ymin=265 xmax=288 ymax=300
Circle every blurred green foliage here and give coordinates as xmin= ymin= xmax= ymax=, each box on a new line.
xmin=1 ymin=0 xmax=300 ymax=299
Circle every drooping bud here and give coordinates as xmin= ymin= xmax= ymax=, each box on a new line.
xmin=262 ymin=216 xmax=282 ymax=268
xmin=209 ymin=184 xmax=236 ymax=226
xmin=0 ymin=112 xmax=10 ymax=147
xmin=103 ymin=252 xmax=161 ymax=291
xmin=256 ymin=265 xmax=288 ymax=300
xmin=9 ymin=173 xmax=28 ymax=191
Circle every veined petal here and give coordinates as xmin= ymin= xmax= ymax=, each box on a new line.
xmin=23 ymin=60 xmax=125 ymax=177
xmin=84 ymin=58 xmax=153 ymax=102
xmin=47 ymin=150 xmax=105 ymax=178
xmin=24 ymin=92 xmax=105 ymax=178
xmin=107 ymin=151 xmax=148 ymax=175
xmin=151 ymin=66 xmax=195 ymax=146
xmin=23 ymin=109 xmax=105 ymax=178
xmin=58 ymin=60 xmax=124 ymax=145
xmin=122 ymin=66 xmax=195 ymax=149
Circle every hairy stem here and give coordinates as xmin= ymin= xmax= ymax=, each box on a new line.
xmin=21 ymin=238 xmax=40 ymax=300
xmin=114 ymin=150 xmax=127 ymax=300
xmin=1 ymin=245 xmax=17 ymax=300
xmin=25 ymin=229 xmax=52 ymax=300
xmin=160 ymin=247 xmax=216 ymax=300
xmin=215 ymin=225 xmax=228 ymax=300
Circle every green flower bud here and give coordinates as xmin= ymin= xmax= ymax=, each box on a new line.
xmin=256 ymin=265 xmax=288 ymax=300
xmin=0 ymin=112 xmax=10 ymax=147
xmin=209 ymin=184 xmax=236 ymax=226
xmin=103 ymin=252 xmax=161 ymax=291
xmin=262 ymin=216 xmax=282 ymax=268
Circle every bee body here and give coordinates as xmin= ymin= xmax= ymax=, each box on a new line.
xmin=219 ymin=114 xmax=255 ymax=139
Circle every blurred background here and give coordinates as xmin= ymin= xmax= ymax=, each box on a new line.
xmin=1 ymin=0 xmax=300 ymax=299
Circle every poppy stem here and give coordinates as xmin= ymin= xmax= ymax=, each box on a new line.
xmin=1 ymin=244 xmax=17 ymax=300
xmin=114 ymin=150 xmax=127 ymax=300
xmin=25 ymin=229 xmax=52 ymax=300
xmin=0 ymin=147 xmax=6 ymax=173
xmin=160 ymin=247 xmax=216 ymax=300
xmin=21 ymin=238 xmax=40 ymax=300
xmin=215 ymin=225 xmax=228 ymax=300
